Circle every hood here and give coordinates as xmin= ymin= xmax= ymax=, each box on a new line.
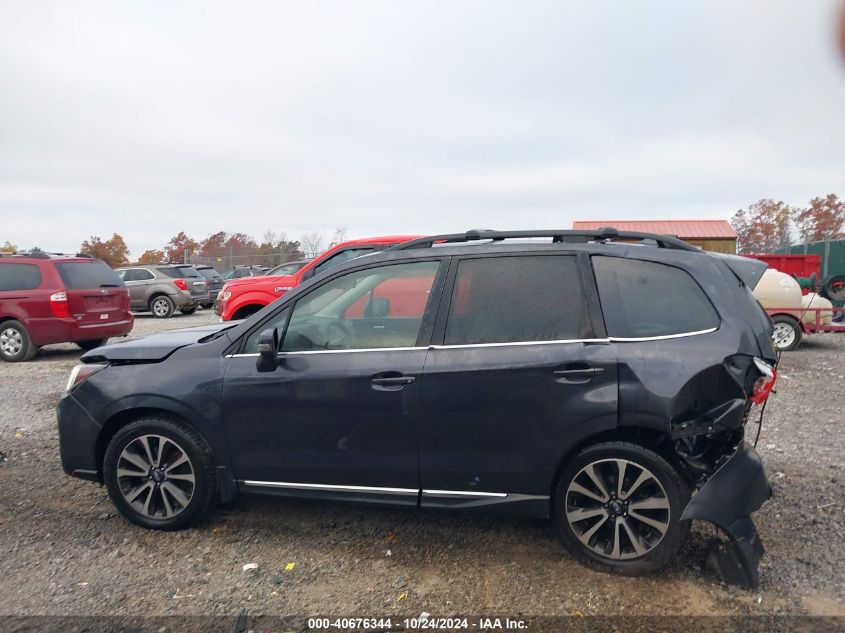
xmin=81 ymin=322 xmax=235 ymax=363
xmin=224 ymin=273 xmax=298 ymax=289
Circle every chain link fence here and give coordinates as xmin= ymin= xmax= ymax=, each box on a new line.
xmin=183 ymin=251 xmax=314 ymax=273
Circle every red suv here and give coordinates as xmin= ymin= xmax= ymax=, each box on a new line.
xmin=216 ymin=236 xmax=421 ymax=321
xmin=0 ymin=252 xmax=134 ymax=362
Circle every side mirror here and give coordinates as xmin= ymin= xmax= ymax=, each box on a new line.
xmin=256 ymin=328 xmax=279 ymax=372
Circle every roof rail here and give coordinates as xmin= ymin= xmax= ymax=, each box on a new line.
xmin=390 ymin=228 xmax=700 ymax=252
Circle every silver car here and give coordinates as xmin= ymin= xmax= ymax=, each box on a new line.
xmin=115 ymin=265 xmax=207 ymax=318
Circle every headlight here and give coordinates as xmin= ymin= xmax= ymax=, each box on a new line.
xmin=66 ymin=363 xmax=108 ymax=392
xmin=222 ymin=291 xmax=231 ymax=301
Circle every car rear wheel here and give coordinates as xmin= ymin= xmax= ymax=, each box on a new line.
xmin=554 ymin=441 xmax=690 ymax=575
xmin=0 ymin=320 xmax=36 ymax=362
xmin=180 ymin=306 xmax=198 ymax=315
xmin=77 ymin=338 xmax=107 ymax=351
xmin=771 ymin=315 xmax=802 ymax=351
xmin=103 ymin=417 xmax=216 ymax=530
xmin=149 ymin=295 xmax=175 ymax=319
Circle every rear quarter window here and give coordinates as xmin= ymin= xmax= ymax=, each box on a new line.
xmin=0 ymin=263 xmax=43 ymax=291
xmin=592 ymin=256 xmax=719 ymax=338
xmin=55 ymin=261 xmax=123 ymax=289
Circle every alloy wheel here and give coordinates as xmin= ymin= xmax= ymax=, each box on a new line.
xmin=117 ymin=435 xmax=196 ymax=519
xmin=0 ymin=327 xmax=23 ymax=356
xmin=565 ymin=458 xmax=670 ymax=560
xmin=152 ymin=299 xmax=170 ymax=317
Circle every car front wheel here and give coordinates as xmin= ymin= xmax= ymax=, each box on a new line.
xmin=103 ymin=418 xmax=217 ymax=530
xmin=554 ymin=441 xmax=690 ymax=575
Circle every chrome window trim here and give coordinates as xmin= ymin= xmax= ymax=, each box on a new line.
xmin=225 ymin=328 xmax=718 ymax=358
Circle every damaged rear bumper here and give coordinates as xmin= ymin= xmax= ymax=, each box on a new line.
xmin=681 ymin=442 xmax=771 ymax=588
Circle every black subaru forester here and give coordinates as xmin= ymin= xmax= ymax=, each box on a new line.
xmin=58 ymin=229 xmax=778 ymax=587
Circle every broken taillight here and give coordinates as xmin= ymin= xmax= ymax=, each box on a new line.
xmin=750 ymin=357 xmax=777 ymax=405
xmin=50 ymin=291 xmax=71 ymax=318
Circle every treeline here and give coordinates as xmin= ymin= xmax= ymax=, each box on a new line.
xmin=2 ymin=228 xmax=347 ymax=269
xmin=731 ymin=193 xmax=844 ymax=254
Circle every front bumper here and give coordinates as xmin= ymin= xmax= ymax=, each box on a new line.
xmin=681 ymin=442 xmax=771 ymax=588
xmin=56 ymin=391 xmax=102 ymax=481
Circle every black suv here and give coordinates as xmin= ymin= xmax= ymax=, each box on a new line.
xmin=57 ymin=229 xmax=777 ymax=587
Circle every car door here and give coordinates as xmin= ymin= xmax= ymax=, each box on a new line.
xmin=417 ymin=252 xmax=618 ymax=515
xmin=119 ymin=268 xmax=153 ymax=309
xmin=222 ymin=257 xmax=447 ymax=505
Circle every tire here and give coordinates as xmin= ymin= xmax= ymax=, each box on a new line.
xmin=103 ymin=417 xmax=217 ymax=530
xmin=180 ymin=306 xmax=198 ymax=315
xmin=554 ymin=441 xmax=690 ymax=576
xmin=771 ymin=314 xmax=802 ymax=351
xmin=77 ymin=338 xmax=107 ymax=351
xmin=0 ymin=320 xmax=37 ymax=362
xmin=149 ymin=295 xmax=175 ymax=319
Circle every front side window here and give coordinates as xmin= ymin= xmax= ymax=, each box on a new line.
xmin=281 ymin=261 xmax=440 ymax=352
xmin=444 ymin=255 xmax=588 ymax=345
xmin=591 ymin=256 xmax=719 ymax=338
xmin=0 ymin=263 xmax=42 ymax=291
xmin=313 ymin=247 xmax=376 ymax=276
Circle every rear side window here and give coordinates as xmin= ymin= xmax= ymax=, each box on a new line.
xmin=122 ymin=268 xmax=154 ymax=281
xmin=592 ymin=256 xmax=719 ymax=338
xmin=197 ymin=268 xmax=221 ymax=281
xmin=157 ymin=267 xmax=188 ymax=278
xmin=56 ymin=261 xmax=123 ymax=289
xmin=313 ymin=247 xmax=376 ymax=276
xmin=444 ymin=255 xmax=588 ymax=345
xmin=0 ymin=263 xmax=42 ymax=291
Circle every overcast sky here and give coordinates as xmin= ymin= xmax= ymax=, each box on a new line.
xmin=2 ymin=1 xmax=845 ymax=255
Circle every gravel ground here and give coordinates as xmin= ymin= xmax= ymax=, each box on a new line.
xmin=0 ymin=312 xmax=843 ymax=620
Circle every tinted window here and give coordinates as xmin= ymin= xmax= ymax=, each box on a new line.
xmin=313 ymin=248 xmax=375 ymax=276
xmin=122 ymin=268 xmax=154 ymax=281
xmin=444 ymin=255 xmax=588 ymax=345
xmin=269 ymin=261 xmax=308 ymax=276
xmin=0 ymin=263 xmax=42 ymax=291
xmin=174 ymin=266 xmax=201 ymax=278
xmin=282 ymin=261 xmax=439 ymax=352
xmin=197 ymin=268 xmax=222 ymax=281
xmin=157 ymin=267 xmax=189 ymax=278
xmin=592 ymin=256 xmax=719 ymax=338
xmin=56 ymin=261 xmax=123 ymax=289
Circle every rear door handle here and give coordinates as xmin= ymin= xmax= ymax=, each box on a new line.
xmin=553 ymin=367 xmax=604 ymax=384
xmin=371 ymin=375 xmax=416 ymax=391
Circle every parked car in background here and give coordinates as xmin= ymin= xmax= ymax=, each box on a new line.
xmin=115 ymin=265 xmax=205 ymax=318
xmin=57 ymin=228 xmax=777 ymax=588
xmin=194 ymin=266 xmax=224 ymax=309
xmin=170 ymin=265 xmax=210 ymax=312
xmin=265 ymin=259 xmax=311 ymax=276
xmin=0 ymin=252 xmax=133 ymax=362
xmin=216 ymin=236 xmax=421 ymax=321
xmin=221 ymin=265 xmax=268 ymax=280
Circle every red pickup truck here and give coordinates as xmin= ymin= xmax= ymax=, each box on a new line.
xmin=215 ymin=236 xmax=421 ymax=321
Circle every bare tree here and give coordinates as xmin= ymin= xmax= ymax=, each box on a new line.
xmin=329 ymin=226 xmax=348 ymax=248
xmin=301 ymin=232 xmax=326 ymax=258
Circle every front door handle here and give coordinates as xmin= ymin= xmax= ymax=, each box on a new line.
xmin=371 ymin=374 xmax=416 ymax=391
xmin=553 ymin=367 xmax=605 ymax=384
